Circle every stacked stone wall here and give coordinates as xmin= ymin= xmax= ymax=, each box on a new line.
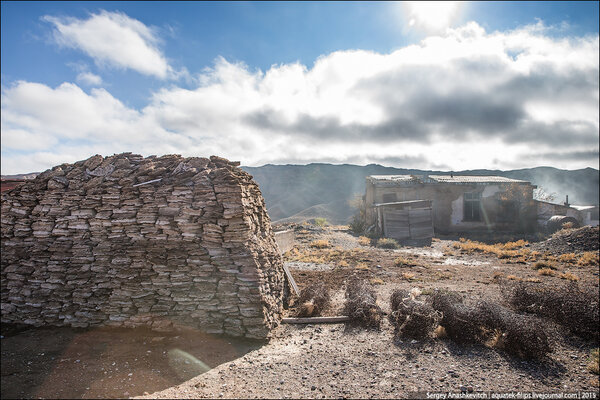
xmin=1 ymin=153 xmax=288 ymax=339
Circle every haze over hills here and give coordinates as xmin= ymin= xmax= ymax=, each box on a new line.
xmin=2 ymin=164 xmax=598 ymax=225
xmin=243 ymin=164 xmax=600 ymax=224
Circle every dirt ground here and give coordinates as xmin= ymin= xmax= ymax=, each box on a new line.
xmin=1 ymin=325 xmax=262 ymax=399
xmin=2 ymin=225 xmax=599 ymax=399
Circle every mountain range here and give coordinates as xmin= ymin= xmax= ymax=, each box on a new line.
xmin=3 ymin=164 xmax=598 ymax=225
xmin=243 ymin=164 xmax=599 ymax=224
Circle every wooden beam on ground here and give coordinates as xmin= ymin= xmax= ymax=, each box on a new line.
xmin=282 ymin=316 xmax=350 ymax=324
xmin=282 ymin=264 xmax=300 ymax=296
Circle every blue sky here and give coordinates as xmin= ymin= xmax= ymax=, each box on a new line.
xmin=1 ymin=1 xmax=599 ymax=174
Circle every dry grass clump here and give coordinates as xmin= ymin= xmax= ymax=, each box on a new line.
xmin=506 ymin=275 xmax=521 ymax=281
xmin=284 ymin=247 xmax=368 ymax=265
xmin=501 ymin=281 xmax=599 ymax=340
xmin=402 ymin=272 xmax=416 ymax=281
xmin=370 ymin=278 xmax=384 ymax=285
xmin=428 ymin=290 xmax=551 ymax=358
xmin=310 ymin=239 xmax=331 ymax=249
xmin=534 ymin=261 xmax=557 ymax=270
xmin=343 ymin=277 xmax=383 ymax=329
xmin=358 ymin=236 xmax=371 ymax=246
xmin=377 ymin=238 xmax=399 ymax=249
xmin=589 ymin=348 xmax=599 ymax=375
xmin=559 ymin=272 xmax=580 ymax=281
xmin=558 ymin=253 xmax=577 ymax=263
xmin=578 ymin=251 xmax=600 ymax=266
xmin=537 ymin=268 xmax=556 ymax=277
xmin=394 ymin=256 xmax=418 ymax=267
xmin=389 ymin=289 xmax=441 ymax=339
xmin=296 ymin=282 xmax=330 ymax=317
xmin=453 ymin=239 xmax=535 ymax=261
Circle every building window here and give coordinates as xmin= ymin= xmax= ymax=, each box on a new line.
xmin=382 ymin=193 xmax=397 ymax=203
xmin=464 ymin=192 xmax=481 ymax=221
xmin=497 ymin=200 xmax=518 ymax=222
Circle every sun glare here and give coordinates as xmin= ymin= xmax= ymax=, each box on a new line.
xmin=404 ymin=1 xmax=461 ymax=32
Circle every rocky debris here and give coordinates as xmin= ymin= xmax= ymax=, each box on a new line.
xmin=1 ymin=153 xmax=290 ymax=339
xmin=532 ymin=226 xmax=599 ymax=255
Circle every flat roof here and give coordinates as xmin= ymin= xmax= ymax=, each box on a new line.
xmin=368 ymin=175 xmax=530 ymax=184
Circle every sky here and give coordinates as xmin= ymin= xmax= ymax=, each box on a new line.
xmin=1 ymin=1 xmax=599 ymax=174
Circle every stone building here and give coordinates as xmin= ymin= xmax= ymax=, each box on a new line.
xmin=1 ymin=153 xmax=289 ymax=339
xmin=364 ymin=175 xmax=538 ymax=236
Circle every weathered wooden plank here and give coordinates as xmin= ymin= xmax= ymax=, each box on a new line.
xmin=282 ymin=264 xmax=300 ymax=296
xmin=282 ymin=316 xmax=350 ymax=324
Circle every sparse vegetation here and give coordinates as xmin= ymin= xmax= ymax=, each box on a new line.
xmin=402 ymin=272 xmax=416 ymax=281
xmin=537 ymin=268 xmax=556 ymax=276
xmin=578 ymin=251 xmax=600 ymax=266
xmin=534 ymin=261 xmax=556 ymax=270
xmin=377 ymin=238 xmax=399 ymax=249
xmin=589 ymin=349 xmax=599 ymax=375
xmin=389 ymin=289 xmax=441 ymax=339
xmin=343 ymin=277 xmax=382 ymax=329
xmin=358 ymin=236 xmax=371 ymax=246
xmin=310 ymin=239 xmax=331 ymax=249
xmin=452 ymin=239 xmax=530 ymax=260
xmin=501 ymin=281 xmax=599 ymax=340
xmin=429 ymin=290 xmax=551 ymax=359
xmin=313 ymin=217 xmax=329 ymax=227
xmin=296 ymin=283 xmax=330 ymax=317
xmin=559 ymin=272 xmax=579 ymax=281
xmin=394 ymin=256 xmax=417 ymax=267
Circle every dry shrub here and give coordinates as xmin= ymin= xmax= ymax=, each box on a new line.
xmin=310 ymin=239 xmax=331 ymax=249
xmin=358 ymin=236 xmax=371 ymax=246
xmin=370 ymin=278 xmax=384 ymax=285
xmin=338 ymin=260 xmax=349 ymax=268
xmin=492 ymin=271 xmax=505 ymax=281
xmin=296 ymin=283 xmax=331 ymax=317
xmin=402 ymin=272 xmax=416 ymax=281
xmin=343 ymin=277 xmax=382 ymax=329
xmin=589 ymin=349 xmax=599 ymax=375
xmin=578 ymin=251 xmax=600 ymax=266
xmin=534 ymin=261 xmax=556 ymax=270
xmin=558 ymin=253 xmax=577 ymax=264
xmin=559 ymin=272 xmax=579 ymax=281
xmin=537 ymin=268 xmax=556 ymax=276
xmin=506 ymin=275 xmax=520 ymax=281
xmin=389 ymin=289 xmax=441 ymax=339
xmin=377 ymin=238 xmax=399 ymax=249
xmin=475 ymin=300 xmax=551 ymax=359
xmin=501 ymin=281 xmax=599 ymax=340
xmin=429 ymin=291 xmax=552 ymax=359
xmin=525 ymin=277 xmax=541 ymax=283
xmin=429 ymin=291 xmax=482 ymax=343
xmin=355 ymin=263 xmax=369 ymax=270
xmin=394 ymin=256 xmax=415 ymax=267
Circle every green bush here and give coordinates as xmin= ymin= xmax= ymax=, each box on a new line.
xmin=313 ymin=217 xmax=328 ymax=227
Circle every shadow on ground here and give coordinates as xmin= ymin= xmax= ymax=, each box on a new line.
xmin=1 ymin=323 xmax=264 ymax=399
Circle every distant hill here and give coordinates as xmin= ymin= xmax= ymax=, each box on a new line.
xmin=3 ymin=164 xmax=597 ymax=225
xmin=243 ymin=164 xmax=599 ymax=224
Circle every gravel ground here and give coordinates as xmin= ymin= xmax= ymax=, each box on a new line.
xmin=3 ymin=226 xmax=599 ymax=399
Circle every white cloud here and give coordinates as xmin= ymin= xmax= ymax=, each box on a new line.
xmin=76 ymin=72 xmax=102 ymax=86
xmin=1 ymin=22 xmax=598 ymax=174
xmin=44 ymin=11 xmax=171 ymax=78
